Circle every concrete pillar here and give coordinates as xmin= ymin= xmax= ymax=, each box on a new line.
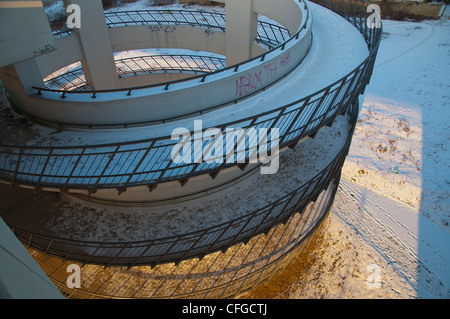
xmin=0 ymin=0 xmax=54 ymax=96
xmin=0 ymin=218 xmax=65 ymax=299
xmin=0 ymin=59 xmax=46 ymax=100
xmin=224 ymin=0 xmax=258 ymax=67
xmin=14 ymin=59 xmax=46 ymax=95
xmin=63 ymin=0 xmax=120 ymax=90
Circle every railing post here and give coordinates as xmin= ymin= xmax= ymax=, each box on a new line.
xmin=11 ymin=149 xmax=23 ymax=185
xmin=35 ymin=149 xmax=54 ymax=189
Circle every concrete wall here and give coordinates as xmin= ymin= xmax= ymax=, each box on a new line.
xmin=69 ymin=163 xmax=261 ymax=205
xmin=35 ymin=24 xmax=265 ymax=79
xmin=0 ymin=1 xmax=56 ymax=68
xmin=109 ymin=25 xmax=228 ymax=58
xmin=253 ymin=0 xmax=303 ymax=34
xmin=64 ymin=0 xmax=120 ymax=90
xmin=35 ymin=35 xmax=85 ymax=78
xmin=18 ymin=31 xmax=311 ymax=126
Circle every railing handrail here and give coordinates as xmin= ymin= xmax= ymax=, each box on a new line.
xmin=5 ymin=55 xmax=364 ymax=151
xmin=44 ymin=54 xmax=228 ymax=91
xmin=50 ymin=8 xmax=229 ymax=38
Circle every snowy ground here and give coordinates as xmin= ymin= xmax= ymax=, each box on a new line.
xmin=243 ymin=9 xmax=450 ymax=299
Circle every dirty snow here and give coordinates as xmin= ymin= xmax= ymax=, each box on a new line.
xmin=243 ymin=10 xmax=450 ymax=299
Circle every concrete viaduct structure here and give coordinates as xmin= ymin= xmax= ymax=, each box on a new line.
xmin=0 ymin=0 xmax=381 ymax=298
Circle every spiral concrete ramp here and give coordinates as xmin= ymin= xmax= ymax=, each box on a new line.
xmin=0 ymin=0 xmax=381 ymax=298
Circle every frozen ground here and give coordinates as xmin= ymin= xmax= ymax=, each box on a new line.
xmin=243 ymin=9 xmax=450 ymax=299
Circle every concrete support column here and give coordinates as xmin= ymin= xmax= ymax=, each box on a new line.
xmin=63 ymin=0 xmax=120 ymax=90
xmin=0 ymin=59 xmax=46 ymax=97
xmin=14 ymin=59 xmax=46 ymax=95
xmin=0 ymin=218 xmax=65 ymax=299
xmin=224 ymin=0 xmax=258 ymax=67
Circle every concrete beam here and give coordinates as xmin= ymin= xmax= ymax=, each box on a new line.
xmin=224 ymin=0 xmax=258 ymax=66
xmin=0 ymin=0 xmax=56 ymax=68
xmin=63 ymin=0 xmax=120 ymax=90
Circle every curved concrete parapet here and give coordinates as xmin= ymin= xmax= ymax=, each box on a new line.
xmin=3 ymin=98 xmax=360 ymax=299
xmin=5 ymin=1 xmax=312 ymax=126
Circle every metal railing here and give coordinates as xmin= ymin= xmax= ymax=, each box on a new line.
xmin=51 ymin=8 xmax=290 ymax=48
xmin=1 ymin=56 xmax=370 ymax=192
xmin=2 ymin=0 xmax=382 ymax=268
xmin=50 ymin=179 xmax=338 ymax=299
xmin=115 ymin=54 xmax=227 ymax=76
xmin=10 ymin=100 xmax=358 ymax=268
xmin=44 ymin=54 xmax=227 ymax=91
xmin=1 ymin=3 xmax=313 ymax=191
xmin=51 ymin=9 xmax=228 ymax=38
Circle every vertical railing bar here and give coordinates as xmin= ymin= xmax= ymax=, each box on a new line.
xmin=62 ymin=242 xmax=78 ymax=262
xmin=302 ymin=86 xmax=332 ymax=135
xmin=245 ymin=204 xmax=277 ymax=241
xmin=177 ymin=229 xmax=209 ymax=262
xmin=62 ymin=148 xmax=86 ymax=190
xmin=44 ymin=239 xmax=54 ymax=255
xmin=279 ymin=97 xmax=311 ymax=146
xmin=92 ymin=145 xmax=120 ymax=191
xmin=128 ymin=241 xmax=156 ymax=269
xmin=154 ymin=236 xmax=183 ymax=265
xmin=203 ymin=222 xmax=236 ymax=256
xmin=11 ymin=149 xmax=23 ymax=185
xmin=121 ymin=141 xmax=155 ymax=190
xmin=83 ymin=244 xmax=102 ymax=266
xmin=223 ymin=210 xmax=260 ymax=248
xmin=104 ymin=244 xmax=129 ymax=268
xmin=35 ymin=149 xmax=53 ymax=189
xmin=317 ymin=77 xmax=350 ymax=128
xmin=27 ymin=233 xmax=33 ymax=249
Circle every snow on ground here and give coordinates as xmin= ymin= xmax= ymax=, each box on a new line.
xmin=343 ymin=18 xmax=450 ymax=229
xmin=338 ymin=15 xmax=450 ymax=297
xmin=243 ymin=10 xmax=450 ymax=299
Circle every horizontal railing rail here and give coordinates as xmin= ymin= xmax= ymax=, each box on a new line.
xmin=44 ymin=54 xmax=227 ymax=91
xmin=51 ymin=8 xmax=290 ymax=46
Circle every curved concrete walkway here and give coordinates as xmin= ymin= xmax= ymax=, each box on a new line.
xmin=0 ymin=2 xmax=368 ymax=149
